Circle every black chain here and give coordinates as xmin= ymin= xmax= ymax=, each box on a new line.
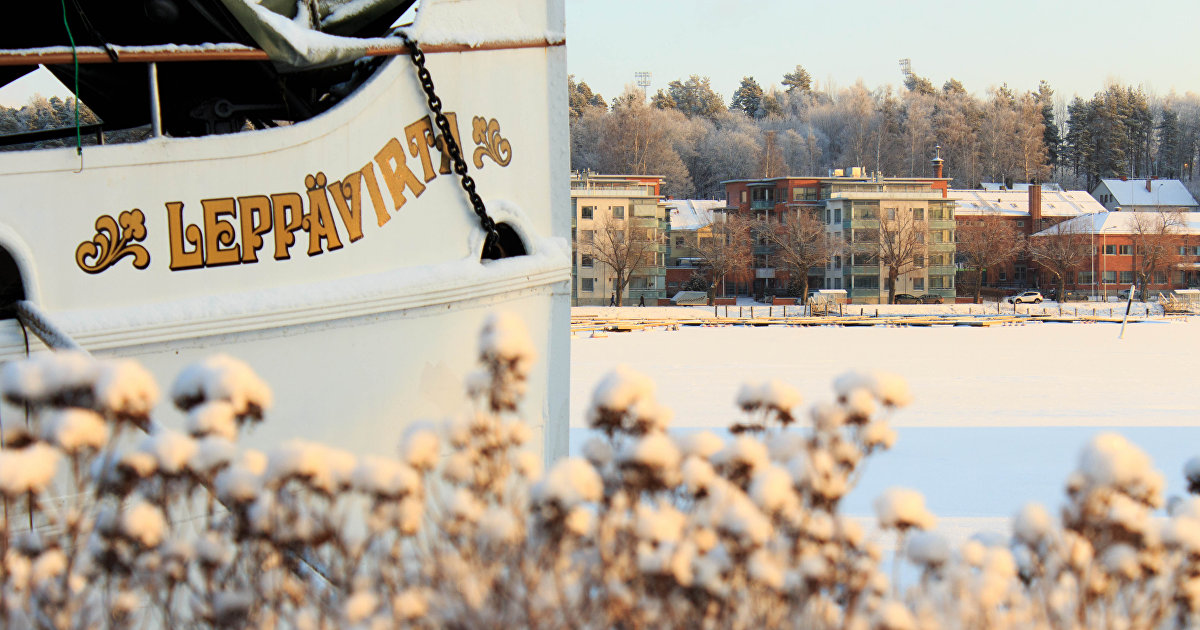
xmin=397 ymin=31 xmax=503 ymax=259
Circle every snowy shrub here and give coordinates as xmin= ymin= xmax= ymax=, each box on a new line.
xmin=0 ymin=315 xmax=1198 ymax=628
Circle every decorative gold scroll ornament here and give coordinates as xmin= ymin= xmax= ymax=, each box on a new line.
xmin=75 ymin=209 xmax=151 ymax=274
xmin=472 ymin=117 xmax=512 ymax=168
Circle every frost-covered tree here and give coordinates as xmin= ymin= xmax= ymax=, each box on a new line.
xmin=694 ymin=213 xmax=754 ymax=302
xmin=583 ymin=211 xmax=663 ymax=307
xmin=1129 ymin=210 xmax=1184 ymax=299
xmin=1028 ymin=220 xmax=1089 ymax=302
xmin=763 ymin=209 xmax=839 ymax=299
xmin=956 ymin=212 xmax=1023 ymax=303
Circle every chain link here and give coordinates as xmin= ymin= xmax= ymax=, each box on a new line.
xmin=397 ymin=31 xmax=502 ymax=259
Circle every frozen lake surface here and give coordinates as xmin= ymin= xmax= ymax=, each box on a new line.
xmin=570 ymin=312 xmax=1200 ymax=544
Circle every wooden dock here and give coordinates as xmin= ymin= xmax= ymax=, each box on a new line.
xmin=570 ymin=312 xmax=1184 ymax=335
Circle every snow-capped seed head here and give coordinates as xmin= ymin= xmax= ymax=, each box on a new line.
xmin=41 ymin=408 xmax=107 ymax=453
xmin=811 ymin=402 xmax=848 ymax=432
xmin=139 ymin=430 xmax=197 ymax=476
xmin=875 ymin=487 xmax=936 ymax=531
xmin=681 ymin=456 xmax=716 ymax=495
xmin=170 ymin=354 xmax=272 ymax=417
xmin=343 ymin=589 xmax=378 ymax=624
xmin=712 ymin=436 xmax=770 ymax=474
xmin=748 ymin=549 xmax=785 ymax=590
xmin=873 ymin=600 xmax=915 ymax=630
xmin=906 ymin=531 xmax=951 ymax=568
xmin=677 ymin=430 xmax=725 ymax=459
xmin=121 ymin=501 xmax=166 ymax=548
xmin=759 ymin=380 xmax=802 ymax=415
xmin=582 ymin=436 xmax=613 ymax=467
xmin=186 ymin=401 xmax=238 ymax=441
xmin=1013 ymin=502 xmax=1054 ymax=547
xmin=392 ymin=589 xmax=428 ymax=621
xmin=267 ymin=440 xmax=356 ymax=494
xmin=352 ymin=456 xmax=420 ymax=499
xmin=588 ymin=365 xmax=660 ymax=434
xmin=479 ymin=311 xmax=535 ymax=372
xmin=479 ymin=505 xmax=522 ymax=545
xmin=635 ymin=502 xmax=686 ymax=544
xmin=400 ymin=426 xmax=439 ymax=472
xmin=2 ymin=351 xmax=96 ymax=406
xmin=749 ymin=464 xmax=798 ymax=515
xmin=189 ymin=436 xmax=235 ymax=475
xmin=618 ymin=432 xmax=682 ymax=478
xmin=0 ymin=443 xmax=60 ymax=497
xmin=514 ymin=450 xmax=542 ymax=480
xmin=862 ymin=420 xmax=897 ymax=450
xmin=1076 ymin=432 xmax=1164 ymax=507
xmin=93 ymin=359 xmax=159 ymax=418
xmin=869 ymin=372 xmax=912 ymax=408
xmin=842 ymin=388 xmax=876 ymax=420
xmin=533 ymin=457 xmax=602 ymax=508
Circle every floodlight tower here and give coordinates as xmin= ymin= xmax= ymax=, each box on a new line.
xmin=634 ymin=71 xmax=652 ymax=101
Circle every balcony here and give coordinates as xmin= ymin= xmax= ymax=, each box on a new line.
xmin=750 ymin=200 xmax=776 ymax=210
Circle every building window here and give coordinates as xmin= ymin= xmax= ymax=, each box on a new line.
xmin=741 ymin=191 xmax=748 ymax=203
xmin=1104 ymin=244 xmax=1116 ymax=255
xmin=913 ymin=255 xmax=924 ymax=268
xmin=886 ymin=208 xmax=897 ymax=220
xmin=1102 ymin=271 xmax=1116 ymax=283
xmin=1180 ymin=246 xmax=1188 ymax=256
xmin=581 ymin=255 xmax=593 ymax=268
xmin=675 ymin=237 xmax=685 ymax=247
xmin=913 ymin=208 xmax=924 ymax=221
xmin=1119 ymin=271 xmax=1134 ymax=284
xmin=853 ymin=276 xmax=879 ymax=289
xmin=1118 ymin=245 xmax=1132 ymax=255
xmin=834 ymin=208 xmax=842 ymax=223
xmin=1193 ymin=246 xmax=1200 ymax=256
xmin=999 ymin=271 xmax=1007 ymax=282
xmin=929 ymin=275 xmax=953 ymax=289
xmin=580 ymin=229 xmax=594 ymax=243
xmin=612 ymin=206 xmax=625 ymax=219
xmin=581 ymin=206 xmax=595 ymax=219
xmin=913 ymin=277 xmax=925 ymax=290
xmin=581 ymin=278 xmax=594 ymax=292
xmin=1017 ymin=220 xmax=1025 ymax=227
xmin=834 ymin=277 xmax=842 ymax=289
xmin=1153 ymin=271 xmax=1167 ymax=284
xmin=1078 ymin=271 xmax=1093 ymax=284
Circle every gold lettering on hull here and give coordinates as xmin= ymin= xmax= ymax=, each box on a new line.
xmin=75 ymin=112 xmax=514 ymax=273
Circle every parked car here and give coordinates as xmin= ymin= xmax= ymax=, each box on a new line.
xmin=893 ymin=294 xmax=922 ymax=304
xmin=919 ymin=294 xmax=944 ymax=304
xmin=1117 ymin=288 xmax=1141 ymax=301
xmin=1008 ymin=291 xmax=1043 ymax=304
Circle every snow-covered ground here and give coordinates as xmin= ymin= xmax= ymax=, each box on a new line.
xmin=570 ymin=308 xmax=1200 ymax=547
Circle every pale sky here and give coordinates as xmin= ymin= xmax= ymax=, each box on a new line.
xmin=566 ymin=0 xmax=1200 ymax=105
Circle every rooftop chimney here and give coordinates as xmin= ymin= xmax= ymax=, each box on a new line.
xmin=931 ymin=144 xmax=944 ymax=179
xmin=1028 ymin=180 xmax=1042 ymax=234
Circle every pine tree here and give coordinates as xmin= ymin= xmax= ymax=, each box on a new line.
xmin=730 ymin=76 xmax=764 ymax=118
xmin=1037 ymin=81 xmax=1061 ymax=170
xmin=782 ymin=64 xmax=812 ymax=94
xmin=663 ymin=75 xmax=725 ymax=120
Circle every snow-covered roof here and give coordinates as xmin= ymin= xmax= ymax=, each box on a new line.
xmin=980 ymin=182 xmax=1064 ymax=192
xmin=1032 ymin=211 xmax=1200 ymax=236
xmin=949 ymin=189 xmax=1106 ymax=217
xmin=1098 ymin=179 xmax=1198 ymax=208
xmin=666 ymin=200 xmax=723 ymax=231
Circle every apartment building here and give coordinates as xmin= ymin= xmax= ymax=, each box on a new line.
xmin=722 ymin=165 xmax=952 ymax=304
xmin=570 ymin=171 xmax=668 ymax=306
